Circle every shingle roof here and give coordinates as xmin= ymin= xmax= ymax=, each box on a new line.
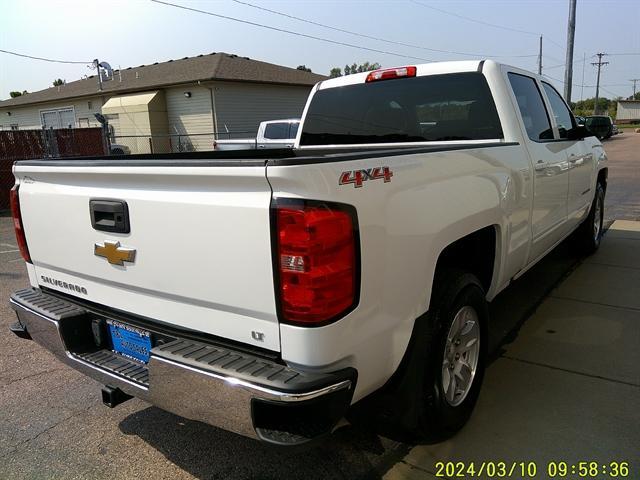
xmin=0 ymin=53 xmax=326 ymax=108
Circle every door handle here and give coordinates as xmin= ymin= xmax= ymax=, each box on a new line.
xmin=534 ymin=160 xmax=547 ymax=171
xmin=90 ymin=199 xmax=130 ymax=234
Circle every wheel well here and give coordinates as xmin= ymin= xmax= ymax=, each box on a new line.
xmin=434 ymin=226 xmax=497 ymax=293
xmin=597 ymin=168 xmax=608 ymax=192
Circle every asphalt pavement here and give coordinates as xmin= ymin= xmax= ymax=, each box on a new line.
xmin=1 ymin=133 xmax=639 ymax=479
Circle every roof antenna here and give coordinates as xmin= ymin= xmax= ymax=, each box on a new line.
xmin=93 ymin=59 xmax=114 ymax=91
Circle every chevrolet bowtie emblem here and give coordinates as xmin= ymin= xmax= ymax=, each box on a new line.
xmin=94 ymin=240 xmax=136 ymax=266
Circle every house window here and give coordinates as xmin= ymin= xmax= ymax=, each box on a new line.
xmin=78 ymin=117 xmax=90 ymax=128
xmin=10 ymin=124 xmax=19 ymax=131
xmin=40 ymin=107 xmax=76 ymax=129
xmin=88 ymin=101 xmax=93 ymax=110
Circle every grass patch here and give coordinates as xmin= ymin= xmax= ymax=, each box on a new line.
xmin=619 ymin=124 xmax=640 ymax=129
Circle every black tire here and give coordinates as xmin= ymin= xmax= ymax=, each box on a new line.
xmin=574 ymin=182 xmax=605 ymax=254
xmin=377 ymin=268 xmax=488 ymax=442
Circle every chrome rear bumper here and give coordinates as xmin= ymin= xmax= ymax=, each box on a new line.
xmin=10 ymin=288 xmax=356 ymax=445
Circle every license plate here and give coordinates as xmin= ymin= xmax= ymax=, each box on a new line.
xmin=108 ymin=320 xmax=151 ymax=363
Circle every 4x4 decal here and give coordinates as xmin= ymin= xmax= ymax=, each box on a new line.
xmin=339 ymin=167 xmax=393 ymax=188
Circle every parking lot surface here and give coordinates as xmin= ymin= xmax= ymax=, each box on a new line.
xmin=1 ymin=133 xmax=639 ymax=479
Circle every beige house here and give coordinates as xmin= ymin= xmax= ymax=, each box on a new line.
xmin=0 ymin=53 xmax=325 ymax=153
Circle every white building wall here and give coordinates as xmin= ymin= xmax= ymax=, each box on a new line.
xmin=213 ymin=82 xmax=311 ymax=139
xmin=617 ymin=101 xmax=640 ymax=121
xmin=0 ymin=96 xmax=105 ymax=130
xmin=165 ymin=86 xmax=214 ymax=152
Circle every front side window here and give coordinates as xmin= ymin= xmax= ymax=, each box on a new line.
xmin=508 ymin=73 xmax=553 ymax=141
xmin=542 ymin=82 xmax=575 ymax=138
xmin=300 ymin=72 xmax=503 ymax=145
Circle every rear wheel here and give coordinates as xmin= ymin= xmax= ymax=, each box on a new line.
xmin=389 ymin=269 xmax=488 ymax=441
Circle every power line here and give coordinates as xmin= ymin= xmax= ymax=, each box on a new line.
xmin=410 ymin=0 xmax=565 ymax=50
xmin=0 ymin=49 xmax=91 ymax=65
xmin=543 ymin=73 xmax=584 ymax=89
xmin=545 ymin=56 xmax=592 ymax=70
xmin=410 ymin=0 xmax=538 ymax=35
xmin=600 ymin=86 xmax=623 ymax=99
xmin=151 ymin=0 xmax=434 ymax=62
xmin=229 ymin=0 xmax=536 ymax=59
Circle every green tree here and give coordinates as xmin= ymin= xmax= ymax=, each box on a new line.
xmin=573 ymin=96 xmax=613 ymax=116
xmin=9 ymin=90 xmax=27 ymax=98
xmin=330 ymin=62 xmax=381 ymax=78
xmin=53 ymin=78 xmax=65 ymax=86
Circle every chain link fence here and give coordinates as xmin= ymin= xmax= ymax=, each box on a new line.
xmin=110 ymin=131 xmax=256 ymax=155
xmin=1 ymin=127 xmax=108 ymax=210
xmin=0 ymin=128 xmax=256 ymax=210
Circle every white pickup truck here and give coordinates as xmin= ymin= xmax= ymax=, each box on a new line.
xmin=213 ymin=119 xmax=300 ymax=151
xmin=9 ymin=61 xmax=607 ymax=446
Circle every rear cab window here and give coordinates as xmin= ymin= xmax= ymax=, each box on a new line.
xmin=300 ymin=72 xmax=503 ymax=146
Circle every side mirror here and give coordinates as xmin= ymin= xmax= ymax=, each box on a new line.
xmin=567 ymin=125 xmax=591 ymax=140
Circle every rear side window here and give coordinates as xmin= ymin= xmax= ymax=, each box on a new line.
xmin=264 ymin=122 xmax=290 ymax=140
xmin=542 ymin=82 xmax=575 ymax=138
xmin=300 ymin=72 xmax=503 ymax=146
xmin=508 ymin=73 xmax=553 ymax=141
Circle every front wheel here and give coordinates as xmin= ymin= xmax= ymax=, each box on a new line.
xmin=574 ymin=182 xmax=605 ymax=254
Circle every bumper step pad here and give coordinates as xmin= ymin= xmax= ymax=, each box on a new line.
xmin=74 ymin=350 xmax=149 ymax=386
xmin=154 ymin=339 xmax=342 ymax=393
xmin=11 ymin=288 xmax=86 ymax=321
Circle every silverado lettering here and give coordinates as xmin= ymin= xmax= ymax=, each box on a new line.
xmin=40 ymin=276 xmax=88 ymax=295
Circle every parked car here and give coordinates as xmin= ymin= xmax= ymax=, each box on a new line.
xmin=9 ymin=60 xmax=607 ymax=446
xmin=575 ymin=115 xmax=586 ymax=126
xmin=109 ymin=144 xmax=131 ymax=155
xmin=612 ymin=123 xmax=621 ymax=135
xmin=585 ymin=115 xmax=613 ymax=140
xmin=213 ymin=119 xmax=300 ymax=150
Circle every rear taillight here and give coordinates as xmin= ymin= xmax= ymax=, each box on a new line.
xmin=365 ymin=66 xmax=417 ymax=83
xmin=273 ymin=200 xmax=359 ymax=325
xmin=9 ymin=185 xmax=31 ymax=263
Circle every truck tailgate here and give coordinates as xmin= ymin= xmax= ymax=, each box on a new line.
xmin=14 ymin=163 xmax=280 ymax=351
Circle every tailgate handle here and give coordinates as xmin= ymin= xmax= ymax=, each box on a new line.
xmin=90 ymin=199 xmax=130 ymax=234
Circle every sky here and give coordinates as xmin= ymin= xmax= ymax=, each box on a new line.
xmin=0 ymin=0 xmax=638 ymax=103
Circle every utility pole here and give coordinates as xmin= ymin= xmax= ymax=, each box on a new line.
xmin=580 ymin=52 xmax=586 ymax=102
xmin=591 ymin=53 xmax=609 ymax=114
xmin=631 ymin=79 xmax=640 ymax=99
xmin=538 ymin=36 xmax=543 ymax=75
xmin=563 ymin=0 xmax=577 ymax=102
